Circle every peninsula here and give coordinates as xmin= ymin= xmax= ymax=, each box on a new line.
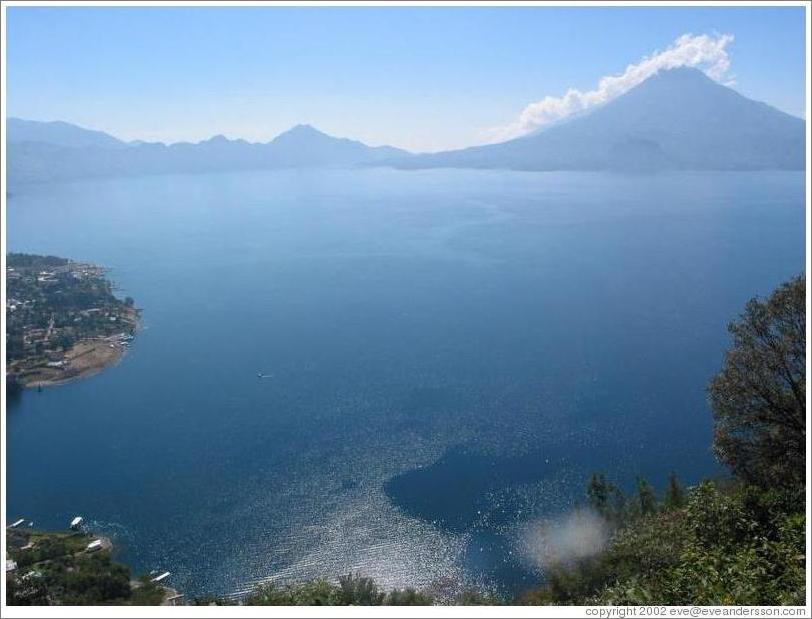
xmin=6 ymin=253 xmax=139 ymax=391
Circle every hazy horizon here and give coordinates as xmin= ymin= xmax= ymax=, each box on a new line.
xmin=5 ymin=63 xmax=807 ymax=154
xmin=6 ymin=6 xmax=807 ymax=152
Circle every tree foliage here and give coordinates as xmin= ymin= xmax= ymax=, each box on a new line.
xmin=663 ymin=471 xmax=686 ymax=510
xmin=635 ymin=477 xmax=658 ymax=517
xmin=708 ymin=275 xmax=805 ymax=495
xmin=240 ymin=574 xmax=500 ymax=606
xmin=587 ymin=472 xmax=627 ymax=525
xmin=521 ymin=479 xmax=805 ymax=606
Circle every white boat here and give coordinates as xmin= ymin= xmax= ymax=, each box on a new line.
xmin=70 ymin=516 xmax=83 ymax=530
xmin=9 ymin=518 xmax=25 ymax=528
xmin=151 ymin=571 xmax=171 ymax=583
xmin=86 ymin=539 xmax=104 ymax=552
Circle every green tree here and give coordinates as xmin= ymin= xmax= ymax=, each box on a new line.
xmin=663 ymin=472 xmax=685 ymax=510
xmin=586 ymin=473 xmax=610 ymax=516
xmin=454 ymin=589 xmax=503 ymax=605
xmin=708 ymin=275 xmax=805 ymax=496
xmin=336 ymin=574 xmax=385 ymax=605
xmin=385 ymin=588 xmax=434 ymax=605
xmin=586 ymin=472 xmax=627 ymax=524
xmin=635 ymin=478 xmax=658 ymax=516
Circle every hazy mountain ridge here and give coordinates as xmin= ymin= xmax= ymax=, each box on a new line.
xmin=6 ymin=121 xmax=410 ymax=184
xmin=6 ymin=68 xmax=805 ymax=184
xmin=7 ymin=118 xmax=127 ymax=149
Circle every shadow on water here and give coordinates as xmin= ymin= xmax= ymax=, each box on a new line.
xmin=385 ymin=445 xmax=565 ymax=533
xmin=384 ymin=445 xmax=564 ymax=593
xmin=384 ymin=441 xmax=632 ymax=532
xmin=383 ymin=441 xmax=689 ymax=595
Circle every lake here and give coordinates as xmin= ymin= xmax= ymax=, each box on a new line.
xmin=5 ymin=168 xmax=805 ymax=598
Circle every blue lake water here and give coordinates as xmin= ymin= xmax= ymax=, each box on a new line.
xmin=5 ymin=168 xmax=805 ymax=598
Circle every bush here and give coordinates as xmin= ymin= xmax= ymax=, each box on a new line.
xmin=130 ymin=576 xmax=168 ymax=605
xmin=385 ymin=588 xmax=434 ymax=605
xmin=245 ymin=579 xmax=342 ymax=605
xmin=521 ymin=479 xmax=805 ymax=606
xmin=337 ymin=573 xmax=385 ymax=605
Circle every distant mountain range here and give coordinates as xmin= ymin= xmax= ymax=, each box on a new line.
xmin=6 ymin=122 xmax=408 ymax=184
xmin=6 ymin=68 xmax=805 ymax=185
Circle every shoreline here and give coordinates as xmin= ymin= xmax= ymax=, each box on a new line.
xmin=14 ymin=308 xmax=141 ymax=389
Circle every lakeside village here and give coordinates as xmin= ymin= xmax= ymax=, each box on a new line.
xmin=5 ymin=516 xmax=182 ymax=606
xmin=6 ymin=253 xmax=139 ymax=391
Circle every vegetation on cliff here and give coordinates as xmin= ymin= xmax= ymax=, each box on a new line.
xmin=519 ymin=275 xmax=806 ymax=606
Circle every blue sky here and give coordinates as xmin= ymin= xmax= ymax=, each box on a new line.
xmin=5 ymin=5 xmax=807 ymax=152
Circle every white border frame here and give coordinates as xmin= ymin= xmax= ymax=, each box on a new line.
xmin=1 ymin=2 xmax=809 ymax=617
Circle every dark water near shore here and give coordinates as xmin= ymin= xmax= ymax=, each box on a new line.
xmin=6 ymin=168 xmax=805 ymax=597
